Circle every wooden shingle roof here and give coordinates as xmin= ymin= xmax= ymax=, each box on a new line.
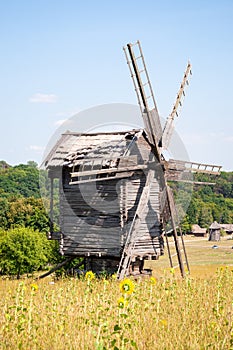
xmin=209 ymin=221 xmax=221 ymax=230
xmin=43 ymin=129 xmax=142 ymax=169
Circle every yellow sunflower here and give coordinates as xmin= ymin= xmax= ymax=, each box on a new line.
xmin=150 ymin=276 xmax=157 ymax=285
xmin=118 ymin=296 xmax=128 ymax=308
xmin=30 ymin=283 xmax=38 ymax=291
xmin=119 ymin=278 xmax=135 ymax=295
xmin=159 ymin=319 xmax=168 ymax=328
xmin=85 ymin=271 xmax=95 ymax=280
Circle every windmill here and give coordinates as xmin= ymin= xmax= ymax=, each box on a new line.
xmin=117 ymin=41 xmax=192 ymax=279
xmin=42 ymin=40 xmax=221 ymax=280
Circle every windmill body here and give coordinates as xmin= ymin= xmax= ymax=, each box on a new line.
xmin=43 ymin=41 xmax=221 ymax=279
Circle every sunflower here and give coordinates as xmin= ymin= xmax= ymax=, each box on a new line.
xmin=119 ymin=278 xmax=135 ymax=295
xmin=118 ymin=296 xmax=128 ymax=309
xmin=150 ymin=276 xmax=157 ymax=285
xmin=159 ymin=319 xmax=168 ymax=328
xmin=85 ymin=271 xmax=95 ymax=280
xmin=30 ymin=283 xmax=38 ymax=291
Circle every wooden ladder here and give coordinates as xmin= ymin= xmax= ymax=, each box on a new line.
xmin=117 ymin=170 xmax=154 ymax=280
xmin=123 ymin=41 xmax=163 ymax=147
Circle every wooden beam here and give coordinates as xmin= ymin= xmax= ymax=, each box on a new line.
xmin=167 ymin=159 xmax=222 ymax=175
xmin=50 ymin=176 xmax=54 ymax=233
xmin=70 ymin=164 xmax=148 ymax=178
xmin=69 ymin=172 xmax=134 ymax=185
xmin=38 ymin=257 xmax=78 ymax=279
xmin=167 ymin=178 xmax=216 ymax=185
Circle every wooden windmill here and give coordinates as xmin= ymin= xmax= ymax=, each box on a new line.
xmin=43 ymin=40 xmax=221 ymax=280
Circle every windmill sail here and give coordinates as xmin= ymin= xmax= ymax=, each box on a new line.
xmin=123 ymin=41 xmax=163 ymax=151
xmin=162 ymin=62 xmax=192 ymax=150
xmin=124 ymin=40 xmax=190 ymax=279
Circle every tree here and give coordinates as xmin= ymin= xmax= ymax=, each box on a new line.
xmin=0 ymin=227 xmax=56 ymax=278
xmin=5 ymin=197 xmax=50 ymax=232
xmin=180 ymin=215 xmax=191 ymax=233
xmin=0 ymin=163 xmax=41 ymax=198
xmin=198 ymin=204 xmax=213 ymax=228
xmin=27 ymin=160 xmax=38 ymax=168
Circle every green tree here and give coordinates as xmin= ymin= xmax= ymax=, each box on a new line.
xmin=180 ymin=215 xmax=191 ymax=233
xmin=5 ymin=197 xmax=50 ymax=232
xmin=0 ymin=163 xmax=40 ymax=198
xmin=198 ymin=204 xmax=213 ymax=228
xmin=0 ymin=227 xmax=56 ymax=278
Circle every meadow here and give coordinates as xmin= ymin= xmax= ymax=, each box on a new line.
xmin=1 ymin=237 xmax=233 ymax=350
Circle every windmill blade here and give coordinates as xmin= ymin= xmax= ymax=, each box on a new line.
xmin=123 ymin=41 xmax=163 ymax=151
xmin=167 ymin=159 xmax=222 ymax=176
xmin=160 ymin=183 xmax=190 ymax=277
xmin=162 ymin=62 xmax=192 ymax=150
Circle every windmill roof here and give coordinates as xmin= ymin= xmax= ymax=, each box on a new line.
xmin=42 ymin=129 xmax=143 ymax=169
xmin=209 ymin=221 xmax=221 ymax=229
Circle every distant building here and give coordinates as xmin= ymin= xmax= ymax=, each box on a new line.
xmin=209 ymin=221 xmax=221 ymax=241
xmin=191 ymin=224 xmax=207 ymax=237
xmin=220 ymin=224 xmax=233 ymax=235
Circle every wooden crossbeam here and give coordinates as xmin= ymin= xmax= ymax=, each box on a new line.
xmin=70 ymin=164 xmax=148 ymax=178
xmin=167 ymin=159 xmax=222 ymax=175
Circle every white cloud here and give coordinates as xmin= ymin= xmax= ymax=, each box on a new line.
xmin=29 ymin=145 xmax=45 ymax=153
xmin=29 ymin=93 xmax=58 ymax=103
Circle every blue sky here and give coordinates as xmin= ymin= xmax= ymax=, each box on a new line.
xmin=0 ymin=0 xmax=233 ymax=170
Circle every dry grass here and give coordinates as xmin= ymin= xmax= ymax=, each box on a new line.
xmin=1 ymin=236 xmax=233 ymax=349
xmin=0 ymin=266 xmax=233 ymax=350
xmin=146 ymin=235 xmax=233 ymax=279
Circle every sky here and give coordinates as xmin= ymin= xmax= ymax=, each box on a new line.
xmin=0 ymin=0 xmax=233 ymax=170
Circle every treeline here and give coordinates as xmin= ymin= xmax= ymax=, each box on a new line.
xmin=175 ymin=172 xmax=233 ymax=231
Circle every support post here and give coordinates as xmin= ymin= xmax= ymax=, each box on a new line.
xmin=49 ymin=173 xmax=54 ymax=233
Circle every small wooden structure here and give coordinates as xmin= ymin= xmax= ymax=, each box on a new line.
xmin=191 ymin=224 xmax=207 ymax=237
xmin=43 ymin=41 xmax=221 ymax=279
xmin=220 ymin=224 xmax=233 ymax=235
xmin=209 ymin=221 xmax=221 ymax=241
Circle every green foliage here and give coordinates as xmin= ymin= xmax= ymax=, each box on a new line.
xmin=0 ymin=162 xmax=55 ymax=232
xmin=3 ymin=197 xmax=50 ymax=232
xmin=180 ymin=215 xmax=191 ymax=233
xmin=0 ymin=161 xmax=63 ymax=272
xmin=0 ymin=227 xmax=56 ymax=278
xmin=173 ymin=172 xmax=233 ymax=232
xmin=0 ymin=163 xmax=40 ymax=199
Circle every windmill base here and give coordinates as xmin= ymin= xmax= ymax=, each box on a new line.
xmin=83 ymin=257 xmax=153 ymax=278
xmin=84 ymin=257 xmax=120 ymax=276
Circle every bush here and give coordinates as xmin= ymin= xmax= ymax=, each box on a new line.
xmin=0 ymin=227 xmax=57 ymax=278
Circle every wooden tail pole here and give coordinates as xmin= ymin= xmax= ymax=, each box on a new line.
xmin=38 ymin=257 xmax=78 ymax=279
xmin=166 ymin=186 xmax=188 ymax=278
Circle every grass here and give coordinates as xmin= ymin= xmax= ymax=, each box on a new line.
xmin=145 ymin=235 xmax=233 ymax=279
xmin=0 ymin=269 xmax=233 ymax=349
xmin=0 ymin=236 xmax=233 ymax=349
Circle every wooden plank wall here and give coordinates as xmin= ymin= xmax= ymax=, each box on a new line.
xmin=60 ymin=168 xmax=122 ymax=257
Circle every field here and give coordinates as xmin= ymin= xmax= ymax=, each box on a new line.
xmin=146 ymin=235 xmax=233 ymax=278
xmin=1 ymin=236 xmax=233 ymax=350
